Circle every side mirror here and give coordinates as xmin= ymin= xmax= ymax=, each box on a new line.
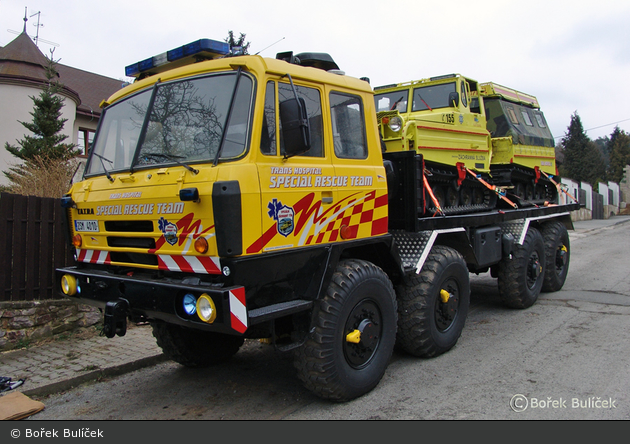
xmin=280 ymin=97 xmax=311 ymax=158
xmin=449 ymin=92 xmax=460 ymax=108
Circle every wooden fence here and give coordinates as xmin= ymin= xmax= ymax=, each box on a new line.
xmin=0 ymin=192 xmax=74 ymax=302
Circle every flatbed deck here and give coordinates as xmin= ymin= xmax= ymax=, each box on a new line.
xmin=416 ymin=202 xmax=581 ymax=231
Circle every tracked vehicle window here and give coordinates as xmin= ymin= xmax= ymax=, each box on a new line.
xmin=461 ymin=81 xmax=468 ymax=108
xmin=521 ymin=110 xmax=534 ymax=127
xmin=412 ymin=82 xmax=456 ymax=112
xmin=374 ymin=91 xmax=408 ymax=113
xmin=506 ymin=106 xmax=519 ymax=125
xmin=330 ymin=92 xmax=367 ymax=159
xmin=278 ymin=82 xmax=323 ymax=157
xmin=534 ymin=112 xmax=547 ymax=128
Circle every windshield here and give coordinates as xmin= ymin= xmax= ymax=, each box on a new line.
xmin=411 ymin=82 xmax=456 ymax=112
xmin=86 ymin=72 xmax=254 ymax=177
xmin=374 ymin=91 xmax=409 ymax=113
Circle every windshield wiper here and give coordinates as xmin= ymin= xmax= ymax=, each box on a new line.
xmin=415 ymin=92 xmax=433 ymax=111
xmin=390 ymin=95 xmax=404 ymax=111
xmin=141 ymin=153 xmax=199 ymax=174
xmin=92 ymin=152 xmax=115 ymax=182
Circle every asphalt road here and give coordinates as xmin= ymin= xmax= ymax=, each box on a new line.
xmin=28 ymin=220 xmax=630 ymax=420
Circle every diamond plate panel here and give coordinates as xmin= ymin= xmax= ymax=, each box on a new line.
xmin=391 ymin=230 xmax=433 ymax=269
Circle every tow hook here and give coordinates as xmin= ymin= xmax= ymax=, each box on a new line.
xmin=102 ymin=299 xmax=130 ymax=338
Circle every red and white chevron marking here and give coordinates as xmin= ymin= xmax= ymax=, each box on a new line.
xmin=76 ymin=249 xmax=111 ymax=265
xmin=229 ymin=287 xmax=247 ymax=333
xmin=157 ymin=255 xmax=221 ymax=274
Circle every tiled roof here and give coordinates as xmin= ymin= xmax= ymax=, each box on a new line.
xmin=0 ymin=32 xmax=122 ymax=117
xmin=56 ymin=64 xmax=124 ymax=117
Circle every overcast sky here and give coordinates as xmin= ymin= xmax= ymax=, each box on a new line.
xmin=2 ymin=0 xmax=629 ymax=144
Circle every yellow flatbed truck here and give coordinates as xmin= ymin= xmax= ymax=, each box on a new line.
xmin=56 ymin=39 xmax=579 ymax=401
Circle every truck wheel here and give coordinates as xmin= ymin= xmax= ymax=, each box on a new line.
xmin=294 ymin=259 xmax=397 ymax=402
xmin=151 ymin=322 xmax=244 ymax=368
xmin=396 ymin=246 xmax=470 ymax=358
xmin=497 ymin=227 xmax=546 ymax=308
xmin=541 ymin=222 xmax=570 ymax=292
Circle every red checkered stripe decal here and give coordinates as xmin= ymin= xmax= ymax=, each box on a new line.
xmin=76 ymin=249 xmax=111 ymax=265
xmin=305 ymin=191 xmax=388 ymax=245
xmin=229 ymin=287 xmax=247 ymax=333
xmin=157 ymin=255 xmax=221 ymax=274
xmin=76 ymin=249 xmax=221 ymax=274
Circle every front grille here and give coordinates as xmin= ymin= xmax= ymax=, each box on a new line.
xmin=109 ymin=252 xmax=158 ymax=266
xmin=105 ymin=220 xmax=153 ymax=232
xmin=107 ymin=237 xmax=156 ymax=249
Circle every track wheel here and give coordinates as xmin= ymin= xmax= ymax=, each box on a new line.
xmin=541 ymin=221 xmax=570 ymax=292
xmin=396 ymin=246 xmax=470 ymax=358
xmin=459 ymin=186 xmax=473 ymax=206
xmin=431 ymin=185 xmax=445 ymax=209
xmin=497 ymin=227 xmax=546 ymax=308
xmin=445 ymin=184 xmax=460 ymax=207
xmin=294 ymin=259 xmax=397 ymax=401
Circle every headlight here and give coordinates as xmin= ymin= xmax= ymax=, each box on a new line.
xmin=196 ymin=294 xmax=216 ymax=323
xmin=388 ymin=116 xmax=403 ymax=132
xmin=182 ymin=293 xmax=197 ymax=315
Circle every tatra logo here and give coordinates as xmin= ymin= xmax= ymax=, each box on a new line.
xmin=77 ymin=208 xmax=94 ymax=215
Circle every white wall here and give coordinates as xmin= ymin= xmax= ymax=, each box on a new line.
xmin=0 ymin=82 xmax=76 ymax=186
xmin=560 ymin=178 xmax=580 ymax=205
xmin=598 ymin=183 xmax=609 ymax=206
xmin=580 ymin=182 xmax=593 ymax=210
xmin=608 ymin=182 xmax=620 ymax=207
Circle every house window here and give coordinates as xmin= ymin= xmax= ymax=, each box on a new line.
xmin=77 ymin=128 xmax=95 ymax=157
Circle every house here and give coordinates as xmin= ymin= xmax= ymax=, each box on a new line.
xmin=0 ymin=28 xmax=124 ymax=186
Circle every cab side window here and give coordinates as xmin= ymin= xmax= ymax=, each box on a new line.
xmin=278 ymin=82 xmax=323 ymax=157
xmin=330 ymin=92 xmax=367 ymax=159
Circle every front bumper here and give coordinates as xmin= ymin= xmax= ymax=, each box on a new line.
xmin=55 ymin=266 xmax=247 ymax=335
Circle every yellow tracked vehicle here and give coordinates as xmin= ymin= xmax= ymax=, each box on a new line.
xmin=375 ymin=74 xmax=557 ymax=215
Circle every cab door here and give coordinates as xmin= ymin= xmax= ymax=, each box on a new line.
xmin=251 ymin=79 xmax=338 ymax=255
xmin=328 ymin=89 xmax=389 ymax=242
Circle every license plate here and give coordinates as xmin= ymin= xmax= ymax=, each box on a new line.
xmin=75 ymin=220 xmax=99 ymax=232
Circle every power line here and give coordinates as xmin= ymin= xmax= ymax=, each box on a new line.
xmin=555 ymin=118 xmax=630 ymax=139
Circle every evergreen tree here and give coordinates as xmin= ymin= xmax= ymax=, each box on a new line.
xmin=225 ymin=30 xmax=251 ymax=56
xmin=608 ymin=126 xmax=630 ymax=183
xmin=4 ymin=50 xmax=78 ymax=165
xmin=559 ymin=111 xmax=605 ymax=185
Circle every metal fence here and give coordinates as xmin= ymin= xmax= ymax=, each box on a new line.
xmin=0 ymin=193 xmax=73 ymax=302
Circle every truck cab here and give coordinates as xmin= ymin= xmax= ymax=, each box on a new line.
xmin=58 ymin=40 xmax=393 ymax=343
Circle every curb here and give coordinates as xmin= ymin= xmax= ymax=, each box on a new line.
xmin=572 ymin=216 xmax=630 ymax=233
xmin=21 ymin=354 xmax=169 ymax=398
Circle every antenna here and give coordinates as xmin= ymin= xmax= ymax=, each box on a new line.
xmin=7 ymin=7 xmax=59 ymax=48
xmin=255 ymin=37 xmax=286 ymax=56
xmin=7 ymin=29 xmax=59 ymax=47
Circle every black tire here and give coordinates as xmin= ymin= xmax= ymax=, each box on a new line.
xmin=294 ymin=259 xmax=397 ymax=402
xmin=541 ymin=221 xmax=570 ymax=292
xmin=151 ymin=322 xmax=244 ymax=368
xmin=396 ymin=245 xmax=470 ymax=358
xmin=497 ymin=227 xmax=546 ymax=309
